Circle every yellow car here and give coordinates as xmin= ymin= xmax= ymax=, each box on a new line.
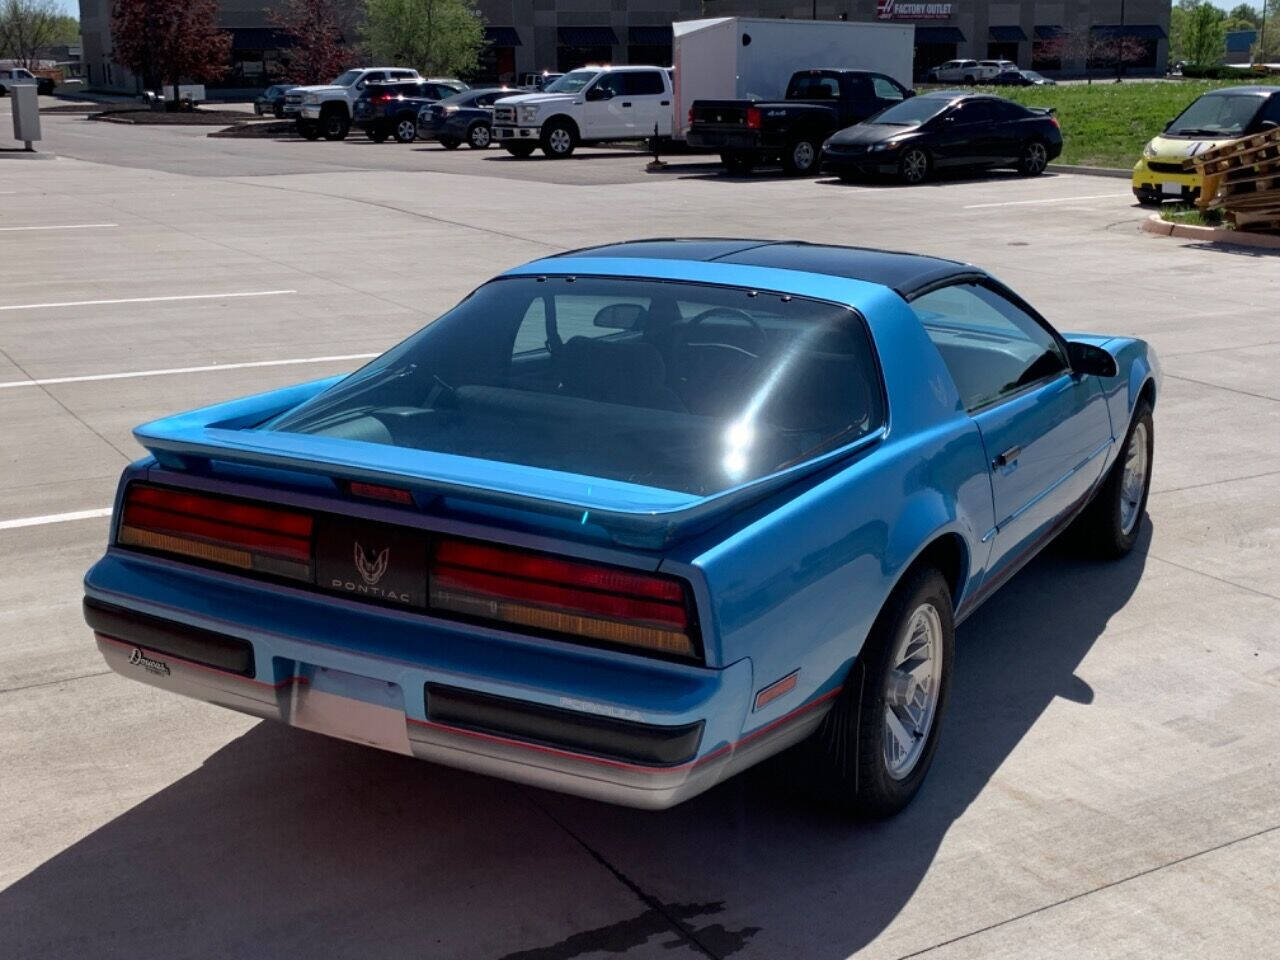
xmin=1133 ymin=85 xmax=1280 ymax=205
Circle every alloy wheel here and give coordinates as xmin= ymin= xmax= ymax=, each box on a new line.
xmin=471 ymin=125 xmax=490 ymax=147
xmin=1119 ymin=421 xmax=1149 ymax=535
xmin=396 ymin=119 xmax=416 ymax=142
xmin=883 ymin=602 xmax=944 ymax=780
xmin=1024 ymin=141 xmax=1047 ymax=174
xmin=902 ymin=149 xmax=928 ymax=184
xmin=548 ymin=127 xmax=572 ymax=155
xmin=792 ymin=140 xmax=816 ymax=171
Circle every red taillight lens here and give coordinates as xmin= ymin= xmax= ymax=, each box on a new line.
xmin=374 ymin=93 xmax=393 ymax=103
xmin=746 ymin=106 xmax=761 ymax=130
xmin=118 ymin=484 xmax=313 ymax=581
xmin=1050 ymin=116 xmax=1060 ymax=129
xmin=688 ymin=106 xmax=695 ymax=127
xmin=429 ymin=538 xmax=697 ymax=659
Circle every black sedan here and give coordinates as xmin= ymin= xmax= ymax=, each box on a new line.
xmin=991 ymin=69 xmax=1056 ymax=87
xmin=821 ymin=91 xmax=1062 ymax=184
xmin=254 ymin=84 xmax=296 ymax=118
xmin=416 ymin=87 xmax=516 ymax=149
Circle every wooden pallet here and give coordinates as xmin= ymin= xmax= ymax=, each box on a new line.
xmin=1187 ymin=127 xmax=1280 ymax=174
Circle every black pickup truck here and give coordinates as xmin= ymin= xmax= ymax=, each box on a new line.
xmin=688 ymin=69 xmax=914 ymax=176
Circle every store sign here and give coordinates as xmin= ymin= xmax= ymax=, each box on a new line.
xmin=877 ymin=0 xmax=954 ymax=19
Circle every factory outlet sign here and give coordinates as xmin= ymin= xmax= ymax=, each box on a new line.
xmin=877 ymin=0 xmax=955 ymax=19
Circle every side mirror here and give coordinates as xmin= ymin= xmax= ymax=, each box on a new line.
xmin=356 ymin=81 xmax=366 ymax=91
xmin=585 ymin=86 xmax=612 ymax=101
xmin=905 ymin=89 xmax=916 ymax=98
xmin=1067 ymin=341 xmax=1118 ymax=378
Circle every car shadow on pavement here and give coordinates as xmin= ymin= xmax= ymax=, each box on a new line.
xmin=0 ymin=528 xmax=1149 ymax=960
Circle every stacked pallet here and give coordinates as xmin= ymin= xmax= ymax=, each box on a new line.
xmin=1187 ymin=126 xmax=1280 ymax=232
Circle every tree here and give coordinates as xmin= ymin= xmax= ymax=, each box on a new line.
xmin=364 ymin=0 xmax=485 ymax=77
xmin=0 ymin=0 xmax=64 ymax=68
xmin=1184 ymin=1 xmax=1227 ymax=65
xmin=1227 ymin=3 xmax=1261 ymax=28
xmin=269 ymin=0 xmax=359 ymax=85
xmin=111 ymin=0 xmax=230 ymax=103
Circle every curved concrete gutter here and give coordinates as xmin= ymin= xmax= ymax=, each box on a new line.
xmin=1141 ymin=213 xmax=1280 ymax=249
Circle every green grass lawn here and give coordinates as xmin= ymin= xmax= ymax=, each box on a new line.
xmin=923 ymin=78 xmax=1280 ymax=169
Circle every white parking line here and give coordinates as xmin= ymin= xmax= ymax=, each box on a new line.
xmin=963 ymin=194 xmax=1130 ymax=210
xmin=0 ymin=352 xmax=377 ymax=390
xmin=0 ymin=507 xmax=112 ymax=531
xmin=0 ymin=289 xmax=297 ymax=312
xmin=0 ymin=223 xmax=118 ymax=232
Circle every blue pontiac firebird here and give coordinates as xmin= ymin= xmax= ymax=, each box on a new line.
xmin=84 ymin=240 xmax=1158 ymax=816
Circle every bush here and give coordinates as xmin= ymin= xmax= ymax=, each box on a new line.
xmin=1180 ymin=64 xmax=1261 ymax=79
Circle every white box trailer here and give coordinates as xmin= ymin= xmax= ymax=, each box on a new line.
xmin=671 ymin=17 xmax=915 ymax=141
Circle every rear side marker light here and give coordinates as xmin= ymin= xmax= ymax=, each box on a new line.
xmin=118 ymin=484 xmax=313 ymax=582
xmin=754 ymin=671 xmax=799 ymax=711
xmin=429 ymin=538 xmax=698 ymax=659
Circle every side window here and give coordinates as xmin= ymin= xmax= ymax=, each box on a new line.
xmin=953 ymin=101 xmax=995 ymax=124
xmin=621 ymin=71 xmax=665 ymax=96
xmin=871 ymin=76 xmax=905 ymax=101
xmin=911 ymin=283 xmax=1067 ymax=411
xmin=476 ymin=91 xmax=502 ymax=106
xmin=592 ymin=73 xmax=626 ymax=97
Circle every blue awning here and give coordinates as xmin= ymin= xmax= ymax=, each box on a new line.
xmin=1034 ymin=25 xmax=1065 ymax=40
xmin=557 ymin=27 xmax=619 ymax=47
xmin=915 ymin=27 xmax=966 ymax=44
xmin=1225 ymin=29 xmax=1258 ymax=52
xmin=989 ymin=25 xmax=1029 ymax=42
xmin=485 ymin=26 xmax=522 ymax=47
xmin=1090 ymin=24 xmax=1167 ymax=40
xmin=628 ymin=26 xmax=672 ymax=46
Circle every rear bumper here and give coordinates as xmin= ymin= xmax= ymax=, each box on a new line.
xmin=83 ymin=551 xmax=836 ymax=808
xmin=687 ymin=130 xmax=766 ymax=152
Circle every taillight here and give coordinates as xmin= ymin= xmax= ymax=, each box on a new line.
xmin=1050 ymin=116 xmax=1060 ymax=129
xmin=688 ymin=106 xmax=695 ymax=127
xmin=746 ymin=106 xmax=761 ymax=130
xmin=118 ymin=484 xmax=313 ymax=581
xmin=429 ymin=538 xmax=697 ymax=659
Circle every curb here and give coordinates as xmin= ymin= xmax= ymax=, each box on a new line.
xmin=1046 ymin=164 xmax=1131 ymax=179
xmin=1140 ymin=213 xmax=1280 ymax=249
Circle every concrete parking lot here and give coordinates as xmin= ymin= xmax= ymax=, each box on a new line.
xmin=1 ymin=122 xmax=1278 ymax=960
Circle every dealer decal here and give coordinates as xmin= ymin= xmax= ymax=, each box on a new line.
xmin=128 ymin=647 xmax=171 ymax=677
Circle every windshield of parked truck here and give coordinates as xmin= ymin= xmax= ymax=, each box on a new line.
xmin=1166 ymin=92 xmax=1264 ymax=137
xmin=867 ymin=96 xmax=950 ymax=126
xmin=331 ymin=70 xmax=362 ymax=87
xmin=266 ymin=276 xmax=885 ymax=496
xmin=545 ymin=70 xmax=598 ymax=94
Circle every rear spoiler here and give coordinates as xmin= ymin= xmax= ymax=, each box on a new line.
xmin=133 ymin=378 xmax=884 ymax=550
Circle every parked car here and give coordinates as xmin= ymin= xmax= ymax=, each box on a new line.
xmin=254 ymin=84 xmax=296 ymax=118
xmin=688 ymin=68 xmax=915 ymax=176
xmin=417 ymin=87 xmax=516 ymax=149
xmin=1132 ymin=85 xmax=1280 ymax=205
xmin=991 ymin=68 xmax=1056 ymax=87
xmin=0 ymin=67 xmax=53 ymax=96
xmin=354 ymin=78 xmax=468 ymax=143
xmin=492 ymin=66 xmax=673 ymax=158
xmin=84 ymin=238 xmax=1158 ymax=816
xmin=821 ymin=90 xmax=1062 ymax=184
xmin=519 ymin=71 xmax=564 ymax=91
xmin=288 ymin=67 xmax=423 ymax=141
xmin=974 ymin=60 xmax=1019 ymax=82
xmin=927 ymin=60 xmax=981 ymax=83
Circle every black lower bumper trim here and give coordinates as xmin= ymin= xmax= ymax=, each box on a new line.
xmin=425 ymin=683 xmax=704 ymax=767
xmin=84 ymin=598 xmax=255 ymax=677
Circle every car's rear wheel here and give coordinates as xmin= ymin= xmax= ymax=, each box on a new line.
xmin=541 ymin=119 xmax=577 ymax=158
xmin=899 ymin=147 xmax=930 ymax=185
xmin=467 ymin=123 xmax=491 ymax=148
xmin=504 ymin=142 xmax=537 ymax=158
xmin=1018 ymin=139 xmax=1048 ymax=176
xmin=807 ymin=566 xmax=954 ymax=818
xmin=720 ymin=151 xmax=754 ymax=175
xmin=394 ymin=117 xmax=417 ymax=143
xmin=366 ymin=126 xmax=388 ymax=143
xmin=782 ymin=135 xmax=821 ymax=176
xmin=1074 ymin=400 xmax=1154 ymax=557
xmin=439 ymin=136 xmax=461 ymax=150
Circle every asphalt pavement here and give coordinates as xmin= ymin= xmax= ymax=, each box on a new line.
xmin=0 ymin=123 xmax=1278 ymax=960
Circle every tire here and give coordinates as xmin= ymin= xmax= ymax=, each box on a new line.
xmin=807 ymin=566 xmax=955 ymax=819
xmin=720 ymin=151 xmax=754 ymax=175
xmin=781 ymin=135 xmax=821 ymax=176
xmin=1018 ymin=139 xmax=1048 ymax=176
xmin=467 ymin=122 xmax=491 ymax=149
xmin=394 ymin=117 xmax=417 ymax=143
xmin=963 ymin=74 xmax=976 ymax=84
xmin=1133 ymin=189 xmax=1161 ymax=206
xmin=1074 ymin=400 xmax=1153 ymax=558
xmin=297 ymin=119 xmax=321 ymax=141
xmin=504 ymin=142 xmax=537 ymax=158
xmin=898 ymin=147 xmax=930 ymax=185
xmin=365 ymin=126 xmax=388 ymax=143
xmin=320 ymin=109 xmax=349 ymax=141
xmin=439 ymin=136 xmax=461 ymax=150
xmin=541 ymin=118 xmax=577 ymax=158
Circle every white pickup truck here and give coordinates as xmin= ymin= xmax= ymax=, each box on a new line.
xmin=492 ymin=65 xmax=673 ymax=158
xmin=927 ymin=59 xmax=1018 ymax=84
xmin=288 ymin=67 xmax=421 ymax=140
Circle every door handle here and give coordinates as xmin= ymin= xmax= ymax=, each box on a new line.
xmin=621 ymin=101 xmax=632 ymax=107
xmin=660 ymin=100 xmax=670 ymax=105
xmin=993 ymin=445 xmax=1021 ymax=468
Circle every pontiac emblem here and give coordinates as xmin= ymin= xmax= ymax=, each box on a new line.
xmin=354 ymin=542 xmax=390 ymax=586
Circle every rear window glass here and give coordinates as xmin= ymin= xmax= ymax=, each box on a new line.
xmin=267 ymin=277 xmax=885 ymax=495
xmin=787 ymin=74 xmax=840 ymax=99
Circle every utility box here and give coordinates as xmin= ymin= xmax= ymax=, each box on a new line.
xmin=671 ymin=17 xmax=916 ymax=141
xmin=10 ymin=83 xmax=41 ymax=150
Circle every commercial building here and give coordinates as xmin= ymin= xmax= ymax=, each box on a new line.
xmin=78 ymin=0 xmax=1169 ymax=93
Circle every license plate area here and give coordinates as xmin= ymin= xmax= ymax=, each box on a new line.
xmin=314 ymin=516 xmax=428 ymax=608
xmin=289 ymin=665 xmax=412 ymax=755
xmin=1161 ymin=180 xmax=1183 ymax=195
